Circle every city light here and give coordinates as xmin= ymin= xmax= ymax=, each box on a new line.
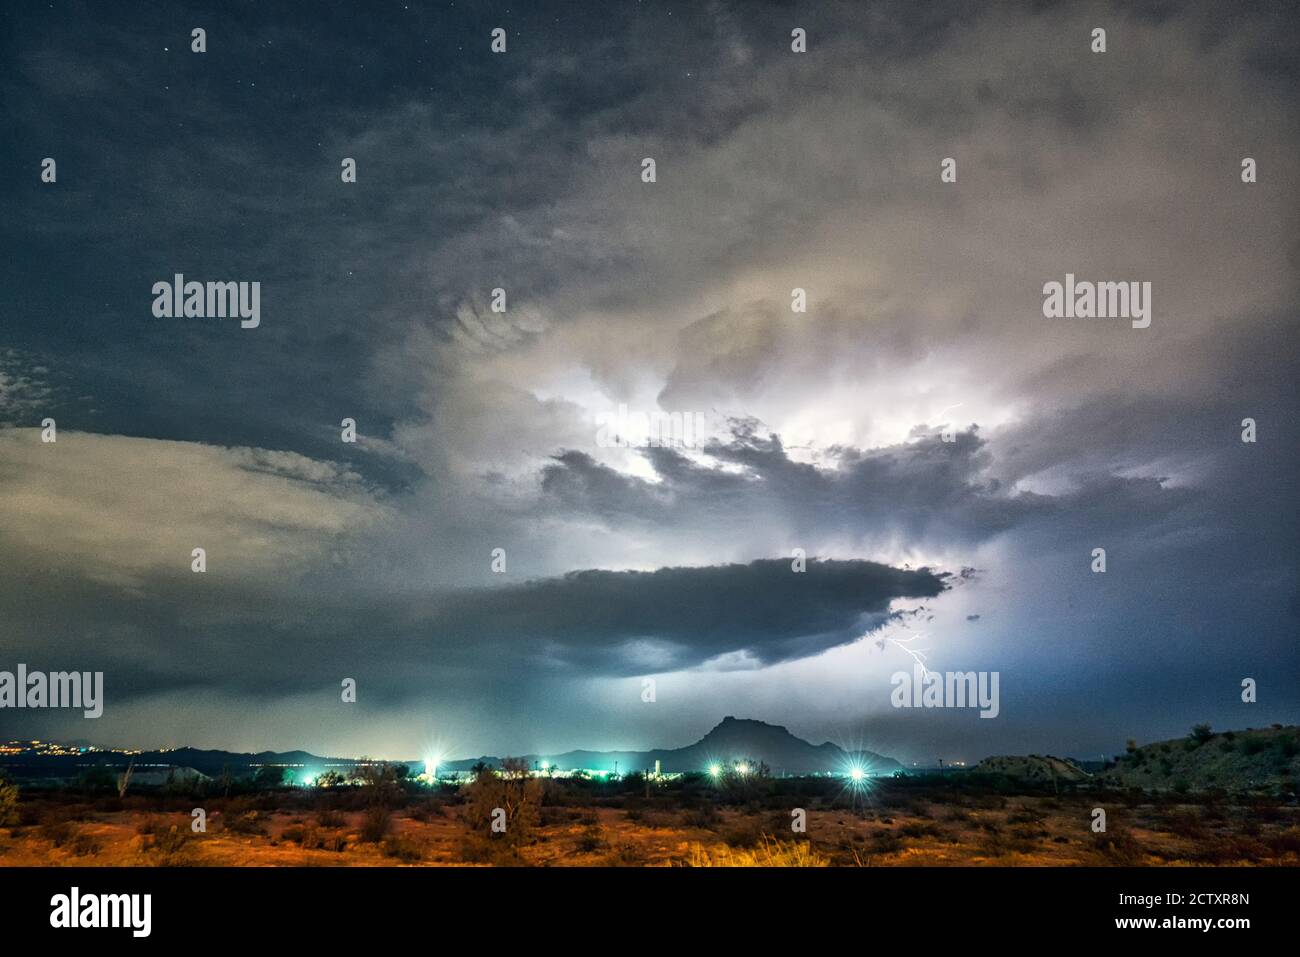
xmin=708 ymin=763 xmax=721 ymax=778
xmin=841 ymin=760 xmax=872 ymax=797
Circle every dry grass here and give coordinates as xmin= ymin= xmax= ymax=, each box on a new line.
xmin=1 ymin=788 xmax=1297 ymax=867
xmin=683 ymin=835 xmax=830 ymax=867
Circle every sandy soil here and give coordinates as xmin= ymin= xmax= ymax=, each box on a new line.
xmin=3 ymin=794 xmax=1298 ymax=866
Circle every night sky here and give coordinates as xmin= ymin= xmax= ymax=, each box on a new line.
xmin=1 ymin=0 xmax=1297 ymax=764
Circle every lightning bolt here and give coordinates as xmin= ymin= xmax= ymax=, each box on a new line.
xmin=886 ymin=631 xmax=934 ymax=679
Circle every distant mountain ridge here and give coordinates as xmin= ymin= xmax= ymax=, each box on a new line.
xmin=442 ymin=716 xmax=902 ymax=775
xmin=2 ymin=717 xmax=902 ymax=778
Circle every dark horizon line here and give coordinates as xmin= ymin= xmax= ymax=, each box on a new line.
xmin=10 ymin=715 xmax=1296 ymax=768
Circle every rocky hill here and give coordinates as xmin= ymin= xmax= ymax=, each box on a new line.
xmin=1100 ymin=724 xmax=1299 ymax=793
xmin=972 ymin=754 xmax=1091 ymax=784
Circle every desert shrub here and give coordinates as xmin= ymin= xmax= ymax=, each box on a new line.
xmin=721 ymin=817 xmax=765 ymax=847
xmin=538 ymin=806 xmax=569 ymax=827
xmin=683 ymin=805 xmax=720 ymax=829
xmin=381 ymin=834 xmax=423 ymax=861
xmin=869 ymin=829 xmax=904 ymax=854
xmin=0 ymin=779 xmax=20 ymax=827
xmin=315 ymin=806 xmax=347 ymax=828
xmin=225 ymin=811 xmax=267 ymax=835
xmin=601 ymin=843 xmax=645 ymax=866
xmin=291 ymin=825 xmax=346 ymax=852
xmin=39 ymin=819 xmax=78 ymax=847
xmin=406 ymin=799 xmax=444 ymax=823
xmin=1264 ymin=827 xmax=1300 ymax=858
xmin=360 ymin=806 xmax=392 ymax=843
xmin=1161 ymin=809 xmax=1205 ymax=839
xmin=1240 ymin=737 xmax=1269 ymax=756
xmin=460 ymin=758 xmax=542 ymax=846
xmin=158 ymin=826 xmax=189 ymax=852
xmin=641 ymin=809 xmax=681 ymax=829
xmin=147 ymin=825 xmax=197 ymax=866
xmin=351 ymin=759 xmax=408 ymax=807
xmin=1006 ymin=806 xmax=1041 ymax=825
xmin=70 ymin=832 xmax=101 ymax=857
xmin=315 ymin=770 xmax=346 ymax=788
xmin=900 ymin=821 xmax=942 ymax=839
xmin=457 ymin=832 xmax=522 ymax=865
xmin=1189 ymin=835 xmax=1267 ymax=864
xmin=457 ymin=833 xmax=493 ymax=863
xmin=1002 ymin=824 xmax=1046 ymax=851
xmin=1092 ymin=828 xmax=1146 ymax=865
xmin=763 ymin=809 xmax=806 ymax=838
xmin=252 ymin=766 xmax=287 ymax=789
xmin=576 ymin=825 xmax=605 ymax=853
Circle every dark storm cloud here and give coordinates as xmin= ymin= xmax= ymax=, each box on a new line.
xmin=433 ymin=558 xmax=947 ymax=672
xmin=0 ymin=549 xmax=944 ymax=702
xmin=0 ymin=0 xmax=825 ymax=472
xmin=539 ymin=417 xmax=1202 ymax=549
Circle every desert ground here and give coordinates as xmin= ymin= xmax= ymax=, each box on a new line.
xmin=3 ymin=775 xmax=1298 ymax=867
